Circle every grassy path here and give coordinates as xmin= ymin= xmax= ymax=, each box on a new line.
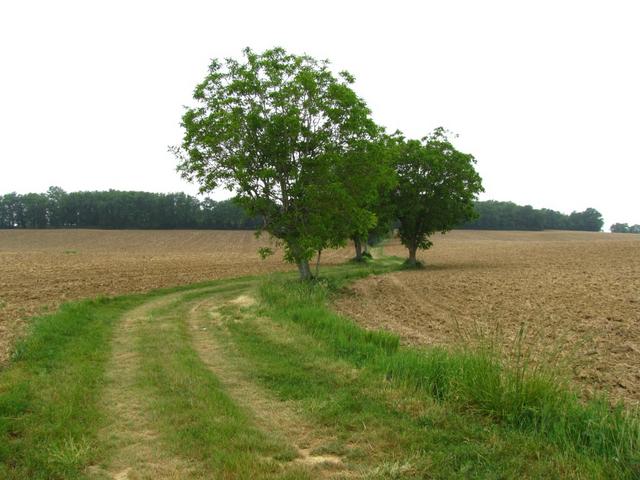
xmin=1 ymin=260 xmax=639 ymax=479
xmin=188 ymin=293 xmax=344 ymax=471
xmin=89 ymin=292 xmax=201 ymax=479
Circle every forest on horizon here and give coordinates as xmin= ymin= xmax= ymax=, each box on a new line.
xmin=0 ymin=188 xmax=605 ymax=232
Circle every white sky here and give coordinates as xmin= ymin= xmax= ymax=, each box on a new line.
xmin=1 ymin=0 xmax=638 ymax=228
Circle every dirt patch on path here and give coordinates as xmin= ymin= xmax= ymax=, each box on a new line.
xmin=335 ymin=233 xmax=640 ymax=405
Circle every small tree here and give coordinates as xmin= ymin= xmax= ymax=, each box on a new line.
xmin=393 ymin=128 xmax=483 ymax=266
xmin=172 ymin=47 xmax=380 ymax=279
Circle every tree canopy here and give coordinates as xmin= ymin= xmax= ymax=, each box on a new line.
xmin=610 ymin=223 xmax=640 ymax=233
xmin=1 ymin=188 xmax=607 ymax=236
xmin=393 ymin=128 xmax=484 ymax=265
xmin=459 ymin=201 xmax=604 ymax=231
xmin=0 ymin=188 xmax=260 ymax=230
xmin=347 ymin=136 xmax=397 ymax=261
xmin=173 ymin=47 xmax=382 ymax=279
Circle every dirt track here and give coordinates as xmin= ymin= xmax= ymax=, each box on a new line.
xmin=335 ymin=231 xmax=640 ymax=404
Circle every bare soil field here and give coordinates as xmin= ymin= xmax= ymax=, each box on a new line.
xmin=336 ymin=230 xmax=640 ymax=404
xmin=0 ymin=229 xmax=348 ymax=364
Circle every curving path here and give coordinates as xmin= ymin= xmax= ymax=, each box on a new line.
xmin=88 ymin=282 xmax=349 ymax=480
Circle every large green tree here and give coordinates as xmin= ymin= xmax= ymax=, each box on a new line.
xmin=173 ymin=47 xmax=381 ymax=279
xmin=393 ymin=128 xmax=484 ymax=265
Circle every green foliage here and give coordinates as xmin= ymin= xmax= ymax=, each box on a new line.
xmin=392 ymin=128 xmax=484 ymax=263
xmin=173 ymin=47 xmax=381 ymax=279
xmin=460 ymin=201 xmax=606 ymax=231
xmin=611 ymin=222 xmax=631 ymax=233
xmin=568 ymin=207 xmax=604 ymax=232
xmin=0 ymin=188 xmax=261 ymax=229
xmin=611 ymin=222 xmax=640 ymax=233
xmin=257 ymin=247 xmax=274 ymax=260
xmin=348 ymin=136 xmax=398 ymax=260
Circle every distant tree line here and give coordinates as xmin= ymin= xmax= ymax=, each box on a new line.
xmin=1 ymin=189 xmax=605 ymax=233
xmin=0 ymin=187 xmax=262 ymax=229
xmin=458 ymin=201 xmax=604 ymax=232
xmin=610 ymin=223 xmax=640 ymax=234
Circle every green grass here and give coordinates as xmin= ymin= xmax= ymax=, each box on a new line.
xmin=0 ymin=278 xmax=255 ymax=479
xmin=256 ymin=269 xmax=640 ymax=478
xmin=219 ymin=302 xmax=581 ymax=478
xmin=0 ymin=295 xmax=142 ymax=479
xmin=133 ymin=282 xmax=311 ymax=479
xmin=1 ymin=257 xmax=639 ymax=479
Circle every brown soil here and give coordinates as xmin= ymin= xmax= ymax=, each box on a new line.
xmin=0 ymin=229 xmax=348 ymax=364
xmin=335 ymin=231 xmax=640 ymax=405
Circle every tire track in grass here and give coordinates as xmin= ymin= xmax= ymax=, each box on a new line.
xmin=187 ymin=290 xmax=348 ymax=478
xmin=132 ymin=283 xmax=322 ymax=479
xmin=88 ymin=292 xmax=203 ymax=480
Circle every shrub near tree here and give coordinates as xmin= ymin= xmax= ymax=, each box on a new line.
xmin=173 ymin=47 xmax=383 ymax=280
xmin=393 ymin=128 xmax=484 ymax=266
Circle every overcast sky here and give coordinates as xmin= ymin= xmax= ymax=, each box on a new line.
xmin=1 ymin=0 xmax=638 ymax=228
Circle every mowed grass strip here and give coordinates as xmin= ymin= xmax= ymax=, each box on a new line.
xmin=213 ymin=295 xmax=602 ymax=477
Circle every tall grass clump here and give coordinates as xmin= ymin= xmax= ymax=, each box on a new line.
xmin=259 ymin=271 xmax=640 ymax=476
xmin=260 ymin=278 xmax=400 ymax=364
xmin=383 ymin=346 xmax=640 ymax=467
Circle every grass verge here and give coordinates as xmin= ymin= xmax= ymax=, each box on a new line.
xmin=256 ymin=263 xmax=640 ymax=478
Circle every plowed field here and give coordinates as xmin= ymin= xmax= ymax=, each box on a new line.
xmin=336 ymin=230 xmax=640 ymax=404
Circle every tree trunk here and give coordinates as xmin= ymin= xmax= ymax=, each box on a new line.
xmin=407 ymin=245 xmax=418 ymax=266
xmin=315 ymin=249 xmax=322 ymax=278
xmin=297 ymin=258 xmax=312 ymax=281
xmin=353 ymin=237 xmax=363 ymax=261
